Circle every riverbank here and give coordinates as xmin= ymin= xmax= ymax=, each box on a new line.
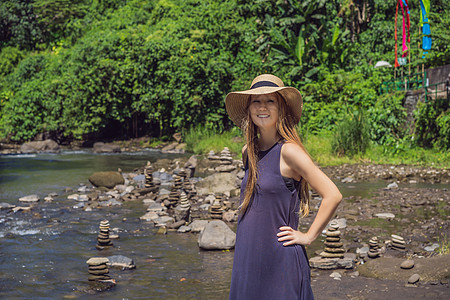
xmin=2 ymin=131 xmax=449 ymax=168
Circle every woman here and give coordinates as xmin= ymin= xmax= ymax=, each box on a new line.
xmin=225 ymin=74 xmax=342 ymax=299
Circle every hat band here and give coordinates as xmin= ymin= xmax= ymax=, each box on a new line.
xmin=250 ymin=81 xmax=279 ymax=89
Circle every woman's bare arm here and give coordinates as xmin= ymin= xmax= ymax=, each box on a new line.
xmin=277 ymin=142 xmax=342 ymax=246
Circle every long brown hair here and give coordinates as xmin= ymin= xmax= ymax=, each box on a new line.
xmin=240 ymin=92 xmax=310 ymax=218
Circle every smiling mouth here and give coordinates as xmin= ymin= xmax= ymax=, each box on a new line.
xmin=257 ymin=114 xmax=269 ymax=118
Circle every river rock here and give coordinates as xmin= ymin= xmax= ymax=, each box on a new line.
xmin=86 ymin=257 xmax=109 ymax=266
xmin=375 ymin=213 xmax=395 ymax=219
xmin=67 ymin=194 xmax=79 ymax=200
xmin=89 ymin=171 xmax=124 ymax=189
xmin=198 ymin=220 xmax=236 ymax=250
xmin=93 ymin=142 xmax=121 ymax=153
xmin=20 ymin=139 xmax=59 ymax=153
xmin=0 ymin=202 xmax=15 ymax=210
xmin=107 ymin=255 xmax=136 ymax=269
xmin=177 ymin=225 xmax=191 ymax=233
xmin=190 ymin=220 xmax=209 ymax=233
xmin=401 ymin=260 xmax=415 ymax=269
xmin=408 ymin=273 xmax=420 ymax=284
xmin=140 ymin=211 xmax=159 ymax=222
xmin=386 ymin=182 xmax=398 ymax=189
xmin=196 ymin=173 xmax=238 ymax=195
xmin=309 ymin=256 xmax=354 ymax=269
xmin=18 ymin=194 xmax=40 ymax=202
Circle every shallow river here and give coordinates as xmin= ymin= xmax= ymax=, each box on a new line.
xmin=0 ymin=151 xmax=442 ymax=299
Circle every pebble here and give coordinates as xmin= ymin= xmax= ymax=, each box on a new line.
xmin=400 ymin=260 xmax=415 ymax=269
xmin=329 ymin=272 xmax=342 ymax=280
xmin=408 ymin=273 xmax=420 ymax=284
xmin=386 ymin=182 xmax=398 ymax=189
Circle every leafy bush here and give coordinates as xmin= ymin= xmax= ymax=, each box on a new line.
xmin=367 ymin=92 xmax=407 ymax=145
xmin=331 ymin=109 xmax=370 ymax=157
xmin=414 ymin=97 xmax=449 ymax=149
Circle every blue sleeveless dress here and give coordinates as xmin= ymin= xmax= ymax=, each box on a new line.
xmin=229 ymin=142 xmax=314 ymax=300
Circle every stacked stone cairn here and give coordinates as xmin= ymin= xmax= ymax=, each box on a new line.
xmin=220 ymin=147 xmax=233 ymax=165
xmin=173 ymin=174 xmax=182 ymax=189
xmin=209 ymin=194 xmax=225 ymax=219
xmin=167 ymin=189 xmax=180 ymax=208
xmin=179 ymin=191 xmax=191 ymax=210
xmin=368 ymin=236 xmax=380 ymax=258
xmin=96 ymin=220 xmax=113 ymax=250
xmin=182 ymin=178 xmax=196 ymax=199
xmin=320 ymin=222 xmax=345 ymax=258
xmin=391 ymin=234 xmax=406 ymax=251
xmin=144 ymin=162 xmax=158 ymax=193
xmin=166 ymin=175 xmax=182 ymax=207
xmin=178 ymin=169 xmax=188 ymax=180
xmin=215 ymin=147 xmax=236 ymax=172
xmin=86 ymin=257 xmax=111 ymax=281
xmin=207 ymin=150 xmax=220 ymax=161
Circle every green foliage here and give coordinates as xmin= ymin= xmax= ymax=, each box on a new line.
xmin=0 ymin=0 xmax=448 ymax=163
xmin=184 ymin=126 xmax=244 ymax=156
xmin=0 ymin=46 xmax=25 ymax=76
xmin=414 ymin=97 xmax=449 ymax=150
xmin=434 ymin=110 xmax=450 ymax=150
xmin=0 ymin=0 xmax=45 ymax=49
xmin=367 ymin=92 xmax=407 ymax=145
xmin=331 ymin=109 xmax=370 ymax=157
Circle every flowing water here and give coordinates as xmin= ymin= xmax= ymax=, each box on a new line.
xmin=0 ymin=151 xmax=234 ymax=299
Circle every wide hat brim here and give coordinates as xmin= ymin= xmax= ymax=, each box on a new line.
xmin=225 ymin=85 xmax=303 ymax=128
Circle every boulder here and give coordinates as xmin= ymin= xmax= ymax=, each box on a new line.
xmin=107 ymin=255 xmax=136 ymax=270
xmin=196 ymin=173 xmax=238 ymax=195
xmin=190 ymin=220 xmax=209 ymax=233
xmin=198 ymin=220 xmax=236 ymax=250
xmin=89 ymin=171 xmax=124 ymax=189
xmin=20 ymin=139 xmax=59 ymax=153
xmin=93 ymin=142 xmax=121 ymax=153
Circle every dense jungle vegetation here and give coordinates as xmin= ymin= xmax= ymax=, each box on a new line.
xmin=0 ymin=0 xmax=449 ymax=160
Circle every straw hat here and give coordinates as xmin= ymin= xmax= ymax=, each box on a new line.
xmin=225 ymin=74 xmax=303 ymax=128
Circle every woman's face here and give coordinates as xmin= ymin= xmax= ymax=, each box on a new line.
xmin=248 ymin=92 xmax=279 ymax=130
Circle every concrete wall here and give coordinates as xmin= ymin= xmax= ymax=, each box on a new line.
xmin=426 ymin=64 xmax=450 ymax=86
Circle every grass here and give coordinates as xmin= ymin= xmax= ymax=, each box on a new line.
xmin=183 ymin=128 xmax=450 ymax=168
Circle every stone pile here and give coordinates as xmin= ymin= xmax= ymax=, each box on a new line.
xmin=368 ymin=236 xmax=380 ymax=258
xmin=209 ymin=194 xmax=225 ymax=219
xmin=86 ymin=257 xmax=111 ymax=281
xmin=173 ymin=175 xmax=182 ymax=190
xmin=391 ymin=234 xmax=406 ymax=251
xmin=167 ymin=189 xmax=180 ymax=208
xmin=96 ymin=220 xmax=113 ymax=250
xmin=320 ymin=222 xmax=345 ymax=258
xmin=144 ymin=162 xmax=158 ymax=193
xmin=207 ymin=150 xmax=220 ymax=160
xmin=216 ymin=147 xmax=236 ymax=172
xmin=179 ymin=192 xmax=191 ymax=210
xmin=182 ymin=178 xmax=196 ymax=199
xmin=178 ymin=169 xmax=188 ymax=180
xmin=220 ymin=148 xmax=232 ymax=165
